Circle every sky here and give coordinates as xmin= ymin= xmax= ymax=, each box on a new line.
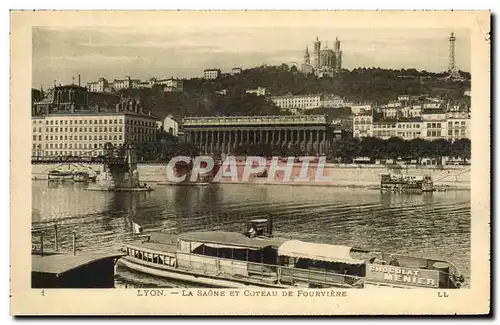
xmin=32 ymin=26 xmax=470 ymax=89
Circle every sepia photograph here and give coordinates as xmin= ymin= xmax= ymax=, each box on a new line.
xmin=10 ymin=10 xmax=490 ymax=315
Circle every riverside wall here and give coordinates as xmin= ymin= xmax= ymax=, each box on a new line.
xmin=32 ymin=162 xmax=471 ymax=189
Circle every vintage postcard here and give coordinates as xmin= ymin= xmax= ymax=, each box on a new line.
xmin=10 ymin=10 xmax=490 ymax=315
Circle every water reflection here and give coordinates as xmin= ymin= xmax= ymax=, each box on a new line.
xmin=32 ymin=180 xmax=471 ymax=286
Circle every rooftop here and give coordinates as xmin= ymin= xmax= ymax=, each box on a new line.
xmin=32 ymin=251 xmax=124 ymax=275
xmin=183 ymin=115 xmax=328 ymax=126
xmin=178 ymin=231 xmax=286 ymax=249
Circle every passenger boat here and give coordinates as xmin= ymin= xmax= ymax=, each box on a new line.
xmin=117 ymin=217 xmax=464 ymax=289
xmin=380 ymin=173 xmax=434 ymax=193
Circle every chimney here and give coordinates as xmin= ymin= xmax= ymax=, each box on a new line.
xmin=267 ymin=214 xmax=273 ymax=236
xmin=78 ymin=74 xmax=81 ymax=86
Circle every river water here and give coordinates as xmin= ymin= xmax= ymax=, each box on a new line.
xmin=31 ymin=181 xmax=471 ymax=288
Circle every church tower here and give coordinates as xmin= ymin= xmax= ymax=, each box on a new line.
xmin=313 ymin=37 xmax=321 ymax=69
xmin=334 ymin=37 xmax=342 ymax=73
xmin=304 ymin=46 xmax=310 ymax=65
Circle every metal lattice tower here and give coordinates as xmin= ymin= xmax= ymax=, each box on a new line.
xmin=448 ymin=32 xmax=457 ymax=74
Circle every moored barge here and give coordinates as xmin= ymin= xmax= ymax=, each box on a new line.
xmin=117 ymin=218 xmax=464 ymax=289
xmin=380 ymin=173 xmax=434 ymax=193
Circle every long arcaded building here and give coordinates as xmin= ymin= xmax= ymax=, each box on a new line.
xmin=181 ymin=115 xmax=335 ymax=154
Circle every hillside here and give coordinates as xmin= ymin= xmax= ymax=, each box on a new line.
xmin=117 ymin=65 xmax=470 ymax=120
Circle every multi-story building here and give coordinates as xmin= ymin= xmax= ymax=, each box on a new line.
xmin=400 ymin=105 xmax=422 ymax=118
xmin=381 ymin=107 xmax=399 ymax=119
xmin=156 ymin=78 xmax=183 ymax=92
xmin=86 ymin=77 xmax=111 ymax=93
xmin=231 ymin=68 xmax=243 ymax=75
xmin=352 ymin=115 xmax=373 ymax=138
xmin=446 ymin=111 xmax=470 ymax=141
xmin=351 ymin=104 xmax=372 ymax=115
xmin=372 ymin=121 xmax=398 ymax=139
xmin=396 ymin=120 xmax=424 ymax=140
xmin=32 ymin=116 xmax=45 ymax=157
xmin=386 ymin=101 xmax=402 ymax=108
xmin=31 ymin=109 xmax=158 ymax=157
xmin=269 ymin=94 xmax=322 ymax=112
xmin=204 ymin=69 xmax=221 ymax=80
xmin=245 ymin=87 xmax=266 ymax=96
xmin=423 ymin=102 xmax=442 ymax=109
xmin=113 ymin=78 xmax=132 ymax=90
xmin=31 ymin=84 xmax=159 ymax=157
xmin=321 ymin=95 xmax=347 ymax=108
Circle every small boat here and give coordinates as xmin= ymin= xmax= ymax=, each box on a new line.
xmin=117 ymin=217 xmax=464 ymax=289
xmin=47 ymin=170 xmax=74 ymax=181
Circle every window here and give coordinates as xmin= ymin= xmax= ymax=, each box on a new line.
xmin=99 ymin=120 xmax=102 ymax=124
xmin=55 ymin=121 xmax=58 ymax=125
xmin=448 ymin=130 xmax=453 ymax=136
xmin=94 ymin=135 xmax=97 ymax=140
xmin=79 ymin=136 xmax=82 ymax=140
xmin=69 ymin=136 xmax=72 ymax=140
xmin=119 ymin=120 xmax=123 ymax=124
xmin=84 ymin=136 xmax=87 ymax=140
xmin=104 ymin=127 xmax=107 ymax=132
xmin=65 ymin=135 xmax=67 ymax=140
xmin=104 ymin=120 xmax=107 ymax=124
xmin=461 ymin=121 xmax=466 ymax=126
xmin=84 ymin=127 xmax=87 ymax=132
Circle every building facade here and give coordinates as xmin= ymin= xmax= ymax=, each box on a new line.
xmin=231 ymin=68 xmax=243 ymax=75
xmin=301 ymin=37 xmax=342 ymax=76
xmin=204 ymin=69 xmax=221 ymax=80
xmin=353 ymin=115 xmax=373 ymax=138
xmin=269 ymin=95 xmax=322 ymax=112
xmin=396 ymin=121 xmax=424 ymax=140
xmin=157 ymin=78 xmax=183 ymax=92
xmin=162 ymin=115 xmax=179 ymax=136
xmin=86 ymin=77 xmax=111 ymax=93
xmin=351 ymin=104 xmax=372 ymax=115
xmin=31 ymin=111 xmax=158 ymax=157
xmin=372 ymin=121 xmax=398 ymax=139
xmin=245 ymin=87 xmax=266 ymax=96
xmin=182 ymin=115 xmax=334 ymax=154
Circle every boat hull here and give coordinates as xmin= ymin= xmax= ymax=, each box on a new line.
xmin=118 ymin=257 xmax=285 ymax=288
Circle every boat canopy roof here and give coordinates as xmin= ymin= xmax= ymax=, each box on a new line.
xmin=277 ymin=240 xmax=365 ymax=265
xmin=178 ymin=231 xmax=286 ymax=250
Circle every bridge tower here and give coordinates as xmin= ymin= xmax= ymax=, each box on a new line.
xmin=94 ymin=143 xmax=143 ymax=190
